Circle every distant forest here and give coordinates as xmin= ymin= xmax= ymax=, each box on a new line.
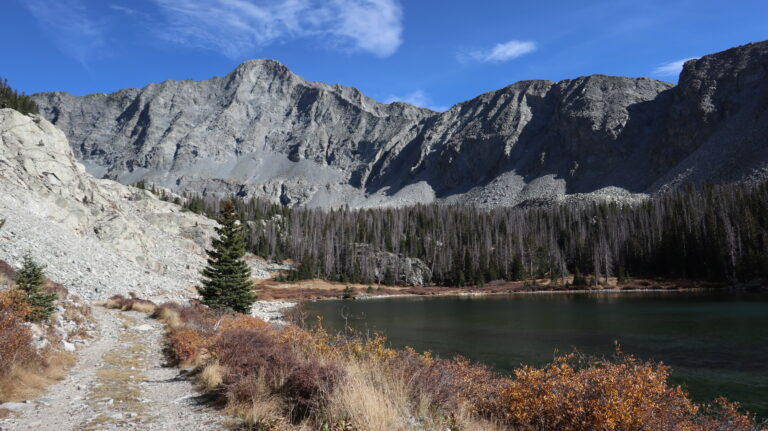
xmin=0 ymin=78 xmax=38 ymax=115
xmin=180 ymin=179 xmax=768 ymax=287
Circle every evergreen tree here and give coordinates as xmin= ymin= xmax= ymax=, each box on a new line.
xmin=511 ymin=258 xmax=526 ymax=282
xmin=198 ymin=201 xmax=257 ymax=313
xmin=0 ymin=78 xmax=39 ymax=115
xmin=572 ymin=267 xmax=588 ymax=286
xmin=383 ymin=267 xmax=396 ymax=286
xmin=16 ymin=255 xmax=56 ymax=321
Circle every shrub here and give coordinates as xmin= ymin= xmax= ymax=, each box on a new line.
xmin=483 ymin=353 xmax=690 ymax=430
xmin=392 ymin=347 xmax=504 ymax=413
xmin=0 ymin=290 xmax=40 ymax=400
xmin=214 ymin=329 xmax=299 ymax=387
xmin=168 ymin=328 xmax=210 ymax=366
xmin=104 ymin=294 xmax=157 ymax=314
xmin=0 ymin=290 xmax=36 ymax=373
xmin=283 ymin=361 xmax=344 ymax=421
xmin=151 ymin=302 xmax=184 ymax=328
xmin=178 ymin=303 xmax=218 ymax=333
xmin=341 ymin=286 xmax=355 ymax=299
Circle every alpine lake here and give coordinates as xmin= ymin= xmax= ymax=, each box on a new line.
xmin=304 ymin=289 xmax=768 ymax=417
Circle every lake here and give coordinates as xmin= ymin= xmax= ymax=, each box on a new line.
xmin=304 ymin=290 xmax=768 ymax=417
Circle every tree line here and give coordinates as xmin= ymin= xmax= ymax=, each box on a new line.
xmin=179 ymin=179 xmax=768 ymax=287
xmin=0 ymin=78 xmax=39 ymax=115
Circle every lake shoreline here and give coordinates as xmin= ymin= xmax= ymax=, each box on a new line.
xmin=254 ymin=276 xmax=753 ymax=303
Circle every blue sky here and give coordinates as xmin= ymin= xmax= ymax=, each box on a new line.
xmin=2 ymin=0 xmax=766 ymax=111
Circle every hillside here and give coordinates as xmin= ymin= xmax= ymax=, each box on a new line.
xmin=32 ymin=41 xmax=768 ymax=208
xmin=0 ymin=108 xmax=216 ymax=301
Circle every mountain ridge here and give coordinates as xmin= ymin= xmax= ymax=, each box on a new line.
xmin=31 ymin=40 xmax=768 ymax=207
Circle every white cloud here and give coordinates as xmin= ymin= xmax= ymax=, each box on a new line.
xmin=152 ymin=0 xmax=403 ymax=58
xmin=653 ymin=57 xmax=698 ymax=76
xmin=383 ymin=90 xmax=447 ymax=112
xmin=22 ymin=0 xmax=105 ymax=63
xmin=110 ymin=4 xmax=137 ymax=15
xmin=462 ymin=40 xmax=537 ymax=63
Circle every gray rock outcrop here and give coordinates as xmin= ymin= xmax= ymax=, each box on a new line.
xmin=354 ymin=243 xmax=432 ymax=286
xmin=31 ymin=41 xmax=768 ymax=208
xmin=0 ymin=109 xmax=217 ymax=300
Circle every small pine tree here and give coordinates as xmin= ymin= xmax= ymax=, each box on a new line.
xmin=198 ymin=201 xmax=257 ymax=314
xmin=511 ymin=258 xmax=526 ymax=281
xmin=572 ymin=267 xmax=588 ymax=286
xmin=383 ymin=267 xmax=396 ymax=286
xmin=617 ymin=267 xmax=631 ymax=284
xmin=16 ymin=255 xmax=56 ymax=321
xmin=341 ymin=286 xmax=356 ymax=299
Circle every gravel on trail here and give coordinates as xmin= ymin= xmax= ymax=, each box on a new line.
xmin=0 ymin=308 xmax=228 ymax=431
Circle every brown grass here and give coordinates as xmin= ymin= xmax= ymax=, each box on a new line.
xmin=103 ymin=294 xmax=158 ymax=314
xmin=155 ymin=306 xmax=183 ymax=329
xmin=326 ymin=361 xmax=410 ymax=431
xmin=198 ymin=360 xmax=225 ymax=391
xmin=0 ymin=344 xmax=76 ymax=402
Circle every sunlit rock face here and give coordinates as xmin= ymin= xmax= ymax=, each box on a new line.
xmin=0 ymin=109 xmax=216 ymax=300
xmin=33 ymin=41 xmax=768 ymax=208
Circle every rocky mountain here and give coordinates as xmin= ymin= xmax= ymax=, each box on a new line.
xmin=0 ymin=108 xmax=217 ymax=300
xmin=32 ymin=41 xmax=768 ymax=208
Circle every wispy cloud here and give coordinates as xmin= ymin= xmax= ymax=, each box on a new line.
xmin=152 ymin=0 xmax=403 ymax=59
xmin=384 ymin=90 xmax=447 ymax=112
xmin=110 ymin=4 xmax=137 ymax=15
xmin=653 ymin=57 xmax=698 ymax=76
xmin=22 ymin=0 xmax=106 ymax=64
xmin=461 ymin=40 xmax=537 ymax=63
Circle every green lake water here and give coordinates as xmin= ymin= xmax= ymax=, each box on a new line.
xmin=304 ymin=290 xmax=768 ymax=417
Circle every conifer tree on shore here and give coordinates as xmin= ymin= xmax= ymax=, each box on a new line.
xmin=198 ymin=201 xmax=257 ymax=313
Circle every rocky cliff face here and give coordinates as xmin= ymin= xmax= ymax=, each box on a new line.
xmin=0 ymin=109 xmax=217 ymax=300
xmin=32 ymin=41 xmax=768 ymax=207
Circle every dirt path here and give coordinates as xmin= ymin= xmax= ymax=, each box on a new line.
xmin=0 ymin=308 xmax=228 ymax=430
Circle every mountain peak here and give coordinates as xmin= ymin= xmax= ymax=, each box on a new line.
xmin=29 ymin=40 xmax=768 ymax=208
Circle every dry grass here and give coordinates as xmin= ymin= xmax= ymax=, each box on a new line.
xmin=0 ymin=349 xmax=76 ymax=402
xmin=224 ymin=375 xmax=286 ymax=429
xmin=156 ymin=307 xmax=183 ymax=329
xmin=130 ymin=302 xmax=157 ymax=314
xmin=326 ymin=361 xmax=411 ymax=431
xmin=102 ymin=294 xmax=157 ymax=314
xmin=197 ymin=360 xmax=225 ymax=391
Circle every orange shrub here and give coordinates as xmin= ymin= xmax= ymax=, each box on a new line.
xmin=485 ymin=353 xmax=759 ymax=431
xmin=0 ymin=289 xmax=40 ymax=400
xmin=168 ymin=328 xmax=210 ymax=365
xmin=217 ymin=314 xmax=272 ymax=333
